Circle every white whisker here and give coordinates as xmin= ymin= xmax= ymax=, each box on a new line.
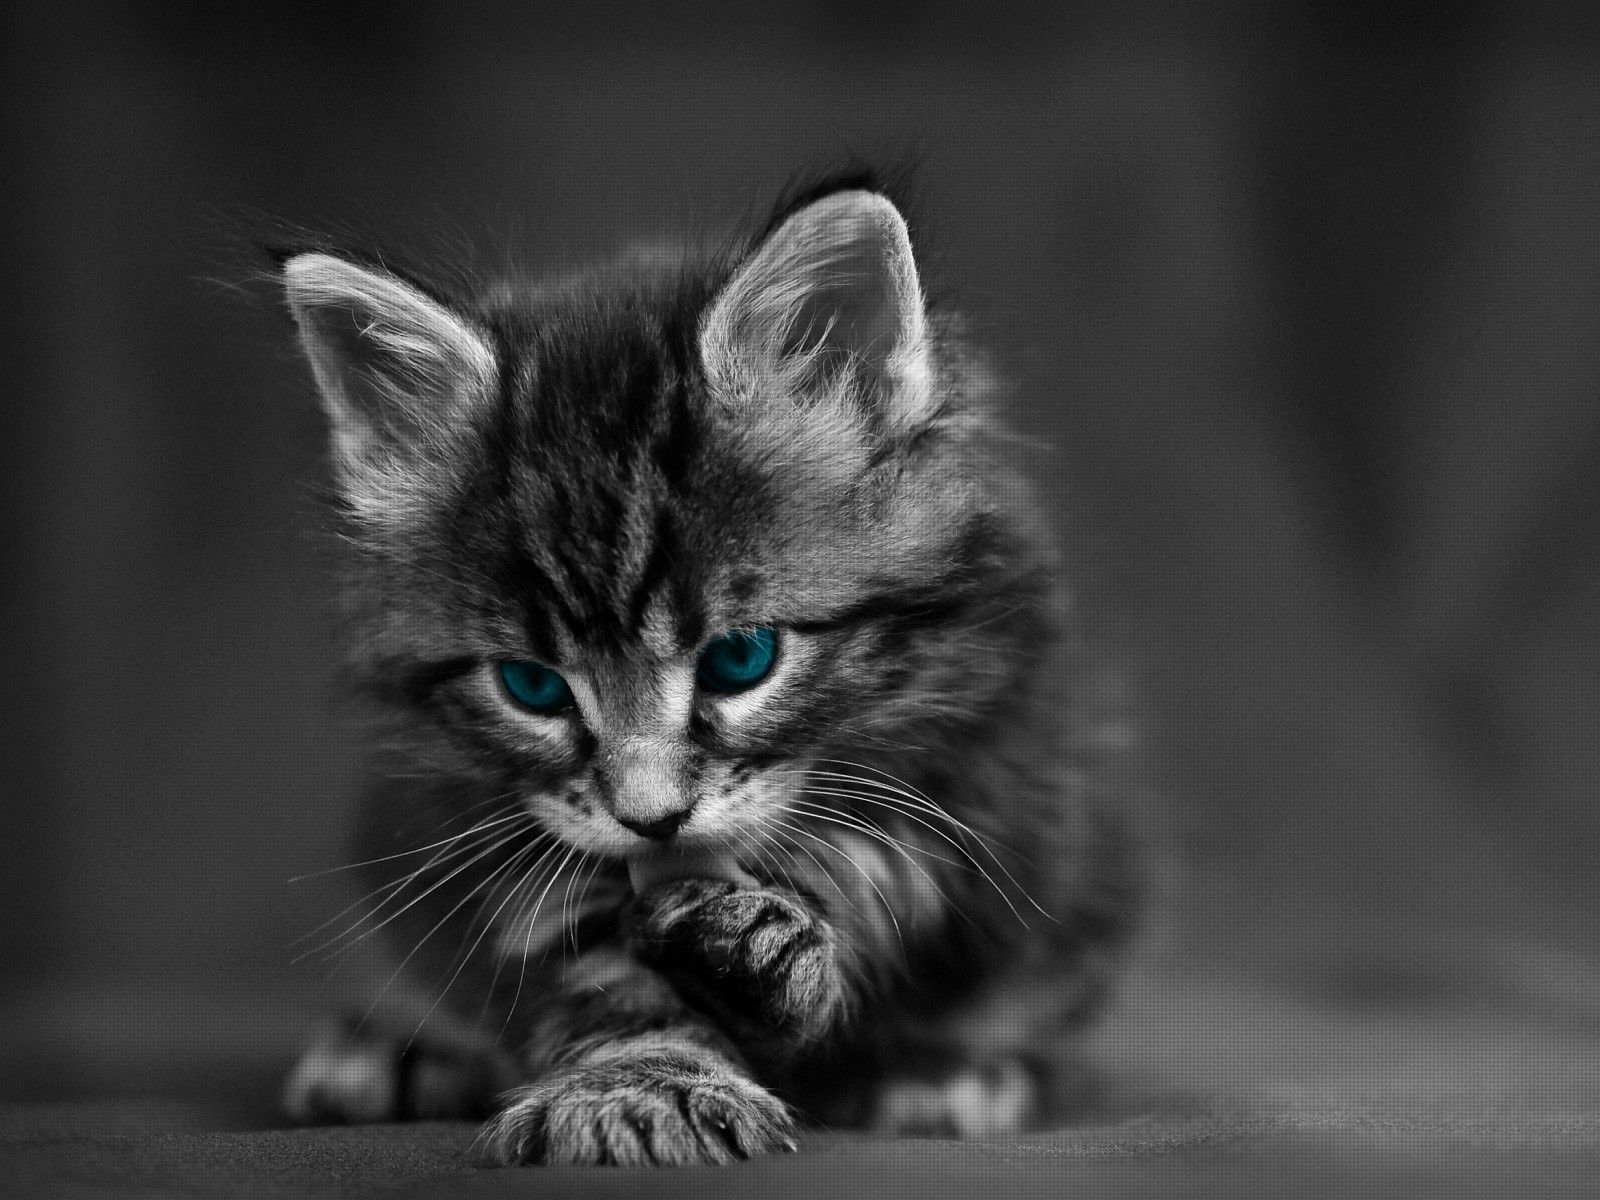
xmin=405 ymin=835 xmax=551 ymax=1052
xmin=789 ymin=791 xmax=969 ymax=869
xmin=289 ymin=809 xmax=525 ymax=884
xmin=296 ymin=821 xmax=533 ymax=964
xmin=474 ymin=836 xmax=573 ymax=1029
xmin=769 ymin=816 xmax=904 ymax=951
xmin=806 ymin=760 xmax=1055 ymax=922
xmin=785 ymin=800 xmax=985 ymax=933
xmin=358 ymin=844 xmax=532 ymax=1033
xmin=793 ymin=780 xmax=1034 ymax=926
xmin=500 ymin=843 xmax=582 ymax=1038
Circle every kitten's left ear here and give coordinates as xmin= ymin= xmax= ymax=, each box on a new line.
xmin=282 ymin=253 xmax=497 ymax=522
xmin=700 ymin=189 xmax=933 ymax=430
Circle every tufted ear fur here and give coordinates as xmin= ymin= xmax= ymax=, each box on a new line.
xmin=282 ymin=253 xmax=497 ymax=526
xmin=699 ymin=190 xmax=933 ymax=430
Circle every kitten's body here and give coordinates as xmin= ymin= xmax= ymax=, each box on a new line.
xmin=280 ymin=182 xmax=1138 ymax=1164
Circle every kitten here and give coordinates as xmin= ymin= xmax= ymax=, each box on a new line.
xmin=277 ymin=178 xmax=1139 ymax=1166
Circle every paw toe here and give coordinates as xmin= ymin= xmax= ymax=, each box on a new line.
xmin=477 ymin=1098 xmax=548 ymax=1166
xmin=478 ymin=1053 xmax=795 ymax=1167
xmin=687 ymin=1084 xmax=795 ymax=1160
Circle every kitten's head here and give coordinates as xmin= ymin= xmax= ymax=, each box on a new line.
xmin=283 ymin=188 xmax=1034 ymax=863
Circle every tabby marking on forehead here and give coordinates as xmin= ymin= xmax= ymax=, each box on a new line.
xmin=638 ymin=590 xmax=684 ymax=661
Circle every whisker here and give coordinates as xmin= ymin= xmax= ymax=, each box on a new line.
xmin=500 ymin=843 xmax=583 ymax=1038
xmin=751 ymin=817 xmax=876 ymax=938
xmin=809 ymin=759 xmax=1038 ymax=866
xmin=288 ymin=809 xmax=526 ymax=884
xmin=291 ymin=797 xmax=528 ymax=948
xmin=805 ymin=761 xmax=1055 ymax=922
xmin=788 ymin=792 xmax=969 ymax=869
xmin=404 ymin=836 xmax=551 ymax=1052
xmin=784 ymin=801 xmax=988 ymax=933
xmin=296 ymin=816 xmax=527 ymax=956
xmin=358 ymin=846 xmax=532 ymax=1034
xmin=489 ymin=836 xmax=570 ymax=968
xmin=296 ymin=822 xmax=532 ymax=964
xmin=792 ymin=781 xmax=1037 ymax=926
xmin=768 ymin=816 xmax=904 ymax=950
xmin=565 ymin=852 xmax=608 ymax=961
xmin=559 ymin=849 xmax=594 ymax=965
xmin=475 ymin=836 xmax=573 ymax=1029
xmin=731 ymin=824 xmax=784 ymax=891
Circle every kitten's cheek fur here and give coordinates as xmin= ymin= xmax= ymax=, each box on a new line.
xmin=625 ymin=879 xmax=847 ymax=1047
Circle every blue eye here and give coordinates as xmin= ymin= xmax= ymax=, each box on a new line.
xmin=696 ymin=627 xmax=780 ymax=694
xmin=497 ymin=661 xmax=575 ymax=714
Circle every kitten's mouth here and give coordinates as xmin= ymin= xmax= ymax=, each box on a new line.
xmin=624 ymin=843 xmax=756 ymax=894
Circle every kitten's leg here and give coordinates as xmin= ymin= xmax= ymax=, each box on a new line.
xmin=283 ymin=1015 xmax=519 ymax=1123
xmin=867 ymin=1045 xmax=1046 ymax=1138
xmin=862 ymin=974 xmax=1101 ymax=1138
xmin=477 ymin=947 xmax=798 ymax=1166
xmin=623 ymin=877 xmax=848 ymax=1066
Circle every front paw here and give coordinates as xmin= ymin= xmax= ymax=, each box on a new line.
xmin=871 ymin=1054 xmax=1041 ymax=1138
xmin=476 ymin=1043 xmax=796 ymax=1166
xmin=284 ymin=1018 xmax=514 ymax=1124
xmin=627 ymin=879 xmax=845 ymax=1045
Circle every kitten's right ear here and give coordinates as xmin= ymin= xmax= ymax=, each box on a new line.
xmin=700 ymin=189 xmax=932 ymax=432
xmin=282 ymin=253 xmax=497 ymax=521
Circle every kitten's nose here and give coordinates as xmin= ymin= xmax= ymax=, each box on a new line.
xmin=616 ymin=808 xmax=691 ymax=841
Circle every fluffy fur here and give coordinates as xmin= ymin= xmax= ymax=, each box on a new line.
xmin=278 ymin=179 xmax=1139 ymax=1166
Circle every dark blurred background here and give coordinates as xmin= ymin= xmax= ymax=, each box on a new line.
xmin=6 ymin=2 xmax=1600 ymax=1113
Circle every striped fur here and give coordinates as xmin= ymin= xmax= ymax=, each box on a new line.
xmin=280 ymin=180 xmax=1140 ymax=1165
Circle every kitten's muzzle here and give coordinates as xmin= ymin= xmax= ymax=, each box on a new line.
xmin=594 ymin=735 xmax=695 ymax=841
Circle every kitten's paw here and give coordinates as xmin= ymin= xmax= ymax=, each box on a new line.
xmin=627 ymin=878 xmax=844 ymax=1044
xmin=476 ymin=1045 xmax=797 ymax=1166
xmin=283 ymin=1019 xmax=514 ymax=1124
xmin=871 ymin=1054 xmax=1039 ymax=1139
